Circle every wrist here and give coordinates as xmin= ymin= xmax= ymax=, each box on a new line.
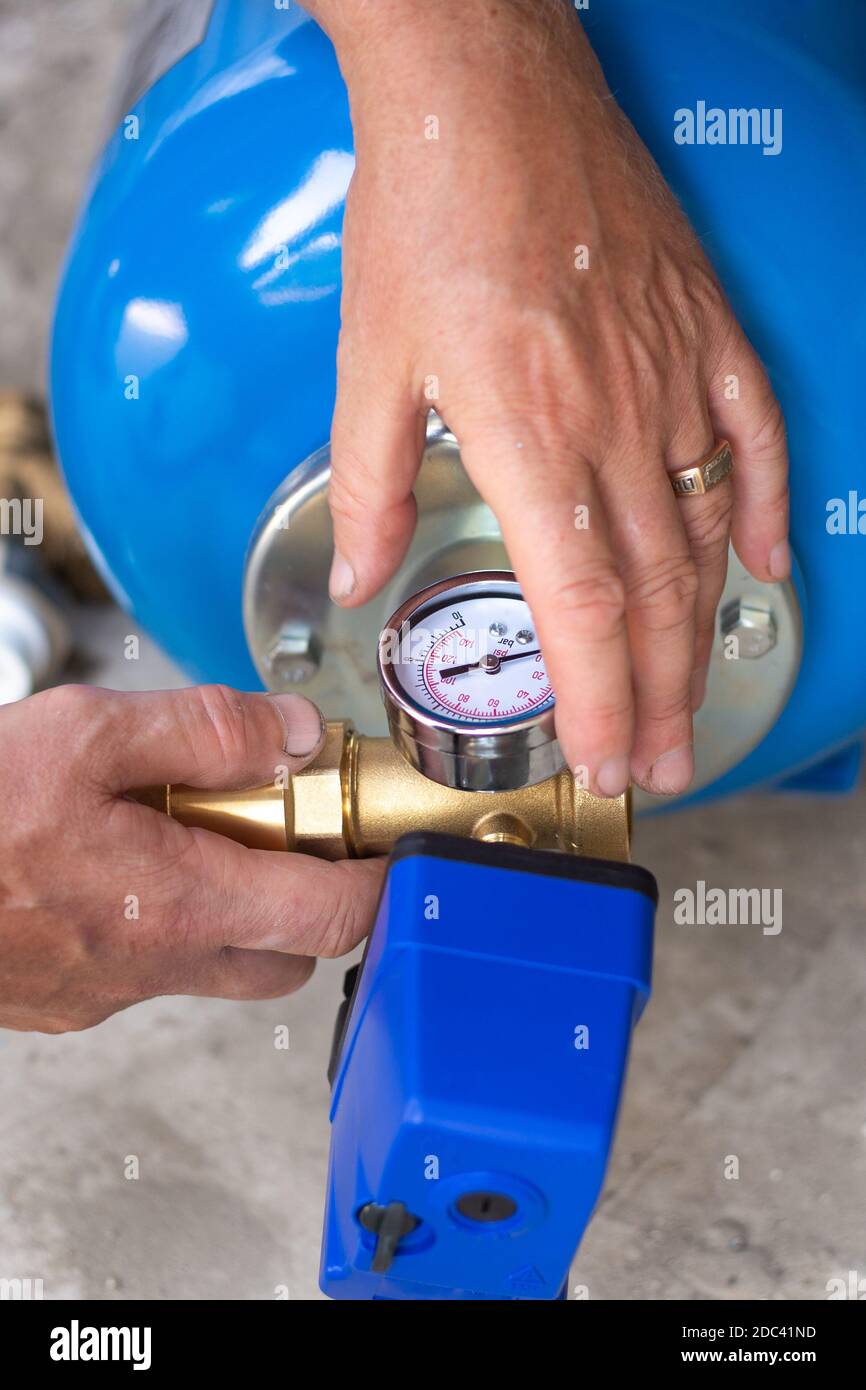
xmin=301 ymin=0 xmax=595 ymax=89
xmin=299 ymin=0 xmax=432 ymax=55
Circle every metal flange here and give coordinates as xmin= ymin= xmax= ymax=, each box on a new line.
xmin=243 ymin=414 xmax=802 ymax=806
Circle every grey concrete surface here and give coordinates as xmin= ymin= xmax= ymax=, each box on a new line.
xmin=0 ymin=0 xmax=136 ymax=393
xmin=1 ymin=1 xmax=864 ymax=1303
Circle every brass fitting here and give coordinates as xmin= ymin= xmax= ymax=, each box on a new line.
xmin=136 ymin=722 xmax=630 ymax=862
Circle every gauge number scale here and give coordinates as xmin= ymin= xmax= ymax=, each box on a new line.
xmin=399 ymin=592 xmax=553 ymax=725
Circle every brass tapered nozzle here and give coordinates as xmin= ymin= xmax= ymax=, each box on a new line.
xmin=133 ymin=721 xmax=630 ymax=863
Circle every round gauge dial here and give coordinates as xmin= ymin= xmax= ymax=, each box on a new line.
xmin=393 ymin=586 xmax=552 ymax=725
xmin=378 ymin=572 xmax=562 ymax=791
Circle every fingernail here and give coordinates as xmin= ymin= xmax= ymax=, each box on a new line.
xmin=691 ymin=668 xmax=708 ymax=712
xmin=329 ymin=550 xmax=355 ymax=602
xmin=596 ymin=756 xmax=631 ymax=798
xmin=267 ymin=693 xmax=326 ymax=757
xmin=769 ymin=539 xmax=790 ymax=580
xmin=647 ymin=743 xmax=694 ymax=795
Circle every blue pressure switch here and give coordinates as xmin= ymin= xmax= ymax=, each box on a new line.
xmin=321 ymin=832 xmax=657 ymax=1301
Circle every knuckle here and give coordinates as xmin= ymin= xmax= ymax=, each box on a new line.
xmin=582 ymin=696 xmax=634 ymax=731
xmin=313 ymin=902 xmax=363 ymax=960
xmin=548 ymin=567 xmax=627 ymax=634
xmin=749 ymin=395 xmax=788 ymax=459
xmin=40 ymin=685 xmax=117 ymax=771
xmin=184 ymin=684 xmax=250 ymax=780
xmin=150 ymin=838 xmax=208 ymax=925
xmin=627 ymin=553 xmax=699 ymax=622
xmin=307 ymin=871 xmax=370 ymax=960
xmin=684 ymin=494 xmax=734 ymax=565
xmin=663 ymin=261 xmax=726 ymax=347
xmin=150 ymin=839 xmax=215 ymax=945
xmin=43 ymin=683 xmax=104 ymax=726
xmin=327 ymin=465 xmax=369 ymax=525
xmin=639 ymin=689 xmax=693 ymax=728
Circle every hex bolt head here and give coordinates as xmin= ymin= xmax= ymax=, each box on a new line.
xmin=265 ymin=626 xmax=321 ymax=685
xmin=720 ymin=598 xmax=778 ymax=659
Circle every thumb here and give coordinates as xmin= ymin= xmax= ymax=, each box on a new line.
xmin=96 ymin=686 xmax=326 ymax=792
xmin=327 ymin=355 xmax=425 ymax=606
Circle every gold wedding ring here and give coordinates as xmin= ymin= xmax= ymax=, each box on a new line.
xmin=670 ymin=440 xmax=733 ymax=498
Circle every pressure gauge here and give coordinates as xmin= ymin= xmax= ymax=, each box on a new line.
xmin=378 ymin=571 xmax=563 ymax=792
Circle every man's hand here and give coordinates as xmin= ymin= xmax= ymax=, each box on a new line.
xmin=0 ymin=685 xmax=384 ymax=1033
xmin=305 ymin=0 xmax=790 ymax=797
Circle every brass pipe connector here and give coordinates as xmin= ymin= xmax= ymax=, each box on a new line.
xmin=136 ymin=722 xmax=630 ymax=862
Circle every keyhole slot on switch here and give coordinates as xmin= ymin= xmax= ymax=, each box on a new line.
xmin=455 ymin=1191 xmax=518 ymax=1224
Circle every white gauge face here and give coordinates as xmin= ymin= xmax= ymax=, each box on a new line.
xmin=384 ymin=579 xmax=554 ymax=727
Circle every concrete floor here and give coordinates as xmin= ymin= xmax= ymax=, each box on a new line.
xmin=1 ymin=0 xmax=864 ymax=1302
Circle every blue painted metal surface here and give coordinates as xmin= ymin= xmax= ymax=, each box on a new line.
xmin=50 ymin=0 xmax=866 ymax=794
xmin=775 ymin=739 xmax=864 ymax=794
xmin=320 ymin=836 xmax=656 ymax=1300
